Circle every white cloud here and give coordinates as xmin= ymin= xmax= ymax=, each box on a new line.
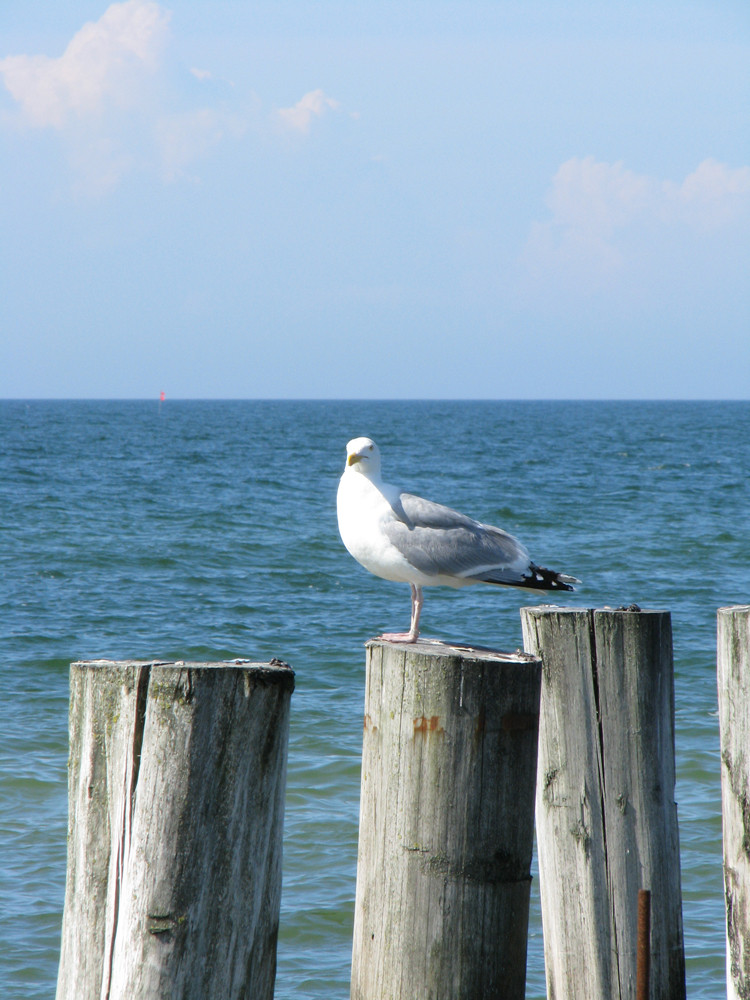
xmin=545 ymin=157 xmax=651 ymax=237
xmin=0 ymin=8 xmax=350 ymax=193
xmin=0 ymin=1 xmax=170 ymax=129
xmin=277 ymin=89 xmax=340 ymax=134
xmin=661 ymin=158 xmax=750 ymax=229
xmin=523 ymin=156 xmax=750 ymax=282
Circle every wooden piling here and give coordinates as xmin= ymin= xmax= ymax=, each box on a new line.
xmin=718 ymin=605 xmax=750 ymax=1000
xmin=350 ymin=639 xmax=543 ymax=1000
xmin=55 ymin=658 xmax=294 ymax=1000
xmin=521 ymin=607 xmax=685 ymax=1000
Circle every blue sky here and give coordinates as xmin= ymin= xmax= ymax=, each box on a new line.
xmin=1 ymin=1 xmax=748 ymax=399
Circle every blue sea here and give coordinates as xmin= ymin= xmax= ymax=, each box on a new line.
xmin=1 ymin=399 xmax=748 ymax=999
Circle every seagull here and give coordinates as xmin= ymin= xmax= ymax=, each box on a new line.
xmin=337 ymin=436 xmax=578 ymax=643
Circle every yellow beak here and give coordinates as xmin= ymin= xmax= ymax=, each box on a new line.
xmin=347 ymin=453 xmax=362 ymax=466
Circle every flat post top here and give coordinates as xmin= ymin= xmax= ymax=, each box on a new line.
xmin=522 ymin=604 xmax=668 ymax=618
xmin=365 ymin=638 xmax=538 ymax=665
xmin=70 ymin=658 xmax=295 ymax=691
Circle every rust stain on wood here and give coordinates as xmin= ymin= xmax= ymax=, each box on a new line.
xmin=413 ymin=715 xmax=442 ymax=735
xmin=363 ymin=713 xmax=378 ymax=733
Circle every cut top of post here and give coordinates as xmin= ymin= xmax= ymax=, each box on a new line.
xmin=365 ymin=637 xmax=539 ymax=666
xmin=70 ymin=658 xmax=295 ymax=692
xmin=522 ymin=604 xmax=668 ymax=618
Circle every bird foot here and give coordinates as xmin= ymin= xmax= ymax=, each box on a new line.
xmin=377 ymin=631 xmax=419 ymax=644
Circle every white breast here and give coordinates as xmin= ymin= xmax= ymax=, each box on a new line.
xmin=336 ymin=472 xmax=420 ymax=584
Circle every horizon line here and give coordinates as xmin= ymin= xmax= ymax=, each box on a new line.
xmin=1 ymin=396 xmax=748 ymax=404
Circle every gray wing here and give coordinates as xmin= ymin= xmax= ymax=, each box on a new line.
xmin=383 ymin=491 xmax=530 ymax=581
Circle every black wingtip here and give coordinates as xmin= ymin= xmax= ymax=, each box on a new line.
xmin=523 ymin=564 xmax=579 ymax=592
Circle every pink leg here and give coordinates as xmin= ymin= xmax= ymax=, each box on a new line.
xmin=379 ymin=584 xmax=424 ymax=643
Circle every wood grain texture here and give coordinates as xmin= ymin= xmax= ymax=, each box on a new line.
xmin=521 ymin=607 xmax=685 ymax=1000
xmin=56 ymin=659 xmax=294 ymax=1000
xmin=350 ymin=639 xmax=542 ymax=1000
xmin=718 ymin=605 xmax=750 ymax=1000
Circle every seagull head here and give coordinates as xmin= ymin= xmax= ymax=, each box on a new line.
xmin=344 ymin=437 xmax=381 ymax=479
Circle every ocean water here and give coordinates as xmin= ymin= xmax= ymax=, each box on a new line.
xmin=1 ymin=398 xmax=747 ymax=999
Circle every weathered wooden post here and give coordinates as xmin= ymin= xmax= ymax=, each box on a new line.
xmin=521 ymin=607 xmax=685 ymax=1000
xmin=350 ymin=639 xmax=543 ymax=1000
xmin=718 ymin=604 xmax=750 ymax=1000
xmin=56 ymin=658 xmax=294 ymax=1000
